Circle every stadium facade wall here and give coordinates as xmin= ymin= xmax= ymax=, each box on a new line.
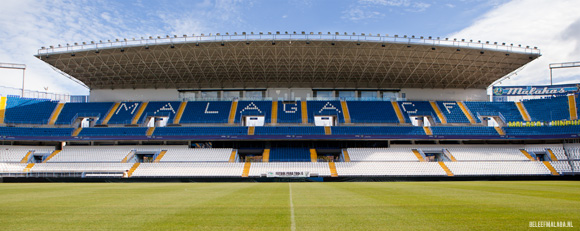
xmin=88 ymin=88 xmax=486 ymax=102
xmin=266 ymin=88 xmax=313 ymax=100
xmin=400 ymin=88 xmax=487 ymax=101
xmin=90 ymin=89 xmax=179 ymax=102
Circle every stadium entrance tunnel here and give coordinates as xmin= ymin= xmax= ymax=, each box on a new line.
xmin=314 ymin=115 xmax=337 ymax=126
xmin=237 ymin=148 xmax=264 ymax=162
xmin=144 ymin=116 xmax=169 ymax=127
xmin=216 ymin=141 xmax=370 ymax=163
xmin=242 ymin=116 xmax=265 ymax=126
xmin=315 ymin=148 xmax=342 ymax=162
xmin=530 ymin=151 xmax=551 ymax=161
xmin=421 ymin=150 xmax=449 ymax=162
xmin=410 ymin=115 xmax=435 ymax=127
xmin=479 ymin=115 xmax=506 ymax=127
xmin=134 ymin=151 xmax=157 ymax=163
xmin=75 ymin=116 xmax=99 ymax=128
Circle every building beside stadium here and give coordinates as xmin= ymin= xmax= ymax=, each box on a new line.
xmin=0 ymin=32 xmax=578 ymax=181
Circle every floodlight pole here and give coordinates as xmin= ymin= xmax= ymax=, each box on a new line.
xmin=549 ymin=68 xmax=552 ymax=86
xmin=22 ymin=68 xmax=26 ymax=97
xmin=0 ymin=62 xmax=27 ymax=97
xmin=548 ymin=61 xmax=580 ymax=86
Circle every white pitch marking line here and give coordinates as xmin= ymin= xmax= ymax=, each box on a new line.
xmin=289 ymin=183 xmax=296 ymax=231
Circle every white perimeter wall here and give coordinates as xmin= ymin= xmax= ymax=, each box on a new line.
xmin=90 ymin=89 xmax=179 ymax=102
xmin=89 ymin=88 xmax=488 ymax=102
xmin=400 ymin=88 xmax=487 ymax=101
xmin=266 ymin=88 xmax=313 ymax=100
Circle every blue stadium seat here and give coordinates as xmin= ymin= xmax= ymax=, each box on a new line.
xmin=137 ymin=101 xmax=181 ymax=124
xmin=269 ymin=147 xmax=311 ymax=162
xmin=78 ymin=127 xmax=148 ymax=137
xmin=577 ymin=94 xmax=580 ymax=117
xmin=397 ymin=101 xmax=440 ymax=123
xmin=179 ymin=101 xmax=232 ymax=123
xmin=307 ymin=101 xmax=344 ymax=123
xmin=153 ymin=126 xmax=247 ymax=136
xmin=431 ymin=126 xmax=498 ymax=136
xmin=346 ymin=101 xmax=399 ymax=123
xmin=233 ymin=101 xmax=272 ymax=123
xmin=436 ymin=101 xmax=470 ymax=123
xmin=4 ymin=96 xmax=58 ymax=124
xmin=463 ymin=101 xmax=523 ymax=122
xmin=331 ymin=126 xmax=425 ymax=135
xmin=504 ymin=125 xmax=580 ymax=135
xmin=523 ymin=96 xmax=569 ymax=121
xmin=55 ymin=102 xmax=114 ymax=125
xmin=254 ymin=126 xmax=325 ymax=135
xmin=107 ymin=102 xmax=143 ymax=124
xmin=277 ymin=101 xmax=302 ymax=123
xmin=0 ymin=127 xmax=73 ymax=137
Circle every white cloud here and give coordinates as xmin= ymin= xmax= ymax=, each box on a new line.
xmin=450 ymin=0 xmax=580 ymax=86
xmin=408 ymin=2 xmax=431 ymax=12
xmin=344 ymin=0 xmax=431 ymax=22
xmin=0 ymin=0 xmax=249 ymax=96
xmin=342 ymin=8 xmax=384 ymax=21
xmin=100 ymin=12 xmax=112 ymax=23
xmin=359 ymin=0 xmax=411 ymax=7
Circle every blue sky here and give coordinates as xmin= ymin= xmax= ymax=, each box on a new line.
xmin=0 ymin=0 xmax=579 ymax=95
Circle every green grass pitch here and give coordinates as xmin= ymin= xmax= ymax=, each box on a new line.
xmin=0 ymin=181 xmax=579 ymax=230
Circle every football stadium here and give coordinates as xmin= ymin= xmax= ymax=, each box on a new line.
xmin=1 ymin=32 xmax=579 ymax=229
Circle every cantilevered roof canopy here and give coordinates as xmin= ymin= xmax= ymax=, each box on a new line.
xmin=35 ymin=33 xmax=540 ymax=90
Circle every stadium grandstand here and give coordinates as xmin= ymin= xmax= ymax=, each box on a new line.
xmin=1 ymin=32 xmax=578 ymax=181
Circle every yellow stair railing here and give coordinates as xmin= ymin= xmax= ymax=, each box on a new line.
xmin=153 ymin=150 xmax=167 ymax=163
xmin=542 ymin=161 xmax=560 ymax=176
xmin=131 ymin=102 xmax=148 ymax=125
xmin=262 ymin=149 xmax=270 ymax=162
xmin=173 ymin=101 xmax=187 ymax=124
xmin=301 ymin=101 xmax=308 ymax=124
xmin=412 ymin=149 xmax=426 ymax=162
xmin=121 ymin=150 xmax=136 ymax=163
xmin=228 ymin=101 xmax=238 ymax=124
xmin=568 ymin=95 xmax=577 ymax=120
xmin=342 ymin=149 xmax=351 ymax=162
xmin=42 ymin=150 xmax=61 ymax=163
xmin=438 ymin=162 xmax=454 ymax=176
xmin=457 ymin=101 xmax=476 ymax=124
xmin=20 ymin=151 xmax=33 ymax=163
xmin=430 ymin=101 xmax=447 ymax=124
xmin=229 ymin=150 xmax=237 ymax=163
xmin=391 ymin=101 xmax=406 ymax=123
xmin=101 ymin=102 xmax=120 ymax=125
xmin=340 ymin=101 xmax=351 ymax=124
xmin=310 ymin=149 xmax=318 ymax=162
xmin=48 ymin=103 xmax=65 ymax=125
xmin=72 ymin=127 xmax=83 ymax=137
xmin=146 ymin=127 xmax=155 ymax=136
xmin=23 ymin=163 xmax=35 ymax=172
xmin=520 ymin=149 xmax=535 ymax=161
xmin=423 ymin=127 xmax=432 ymax=136
xmin=0 ymin=96 xmax=7 ymax=124
xmin=547 ymin=149 xmax=558 ymax=161
xmin=328 ymin=162 xmax=338 ymax=177
xmin=271 ymin=101 xmax=278 ymax=125
xmin=127 ymin=163 xmax=140 ymax=177
xmin=494 ymin=126 xmax=505 ymax=136
xmin=242 ymin=162 xmax=251 ymax=177
xmin=515 ymin=101 xmax=531 ymax=121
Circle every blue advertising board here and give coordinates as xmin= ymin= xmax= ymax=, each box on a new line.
xmin=493 ymin=83 xmax=579 ymax=96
